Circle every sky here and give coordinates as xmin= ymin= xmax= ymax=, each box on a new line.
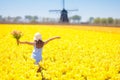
xmin=0 ymin=0 xmax=120 ymax=22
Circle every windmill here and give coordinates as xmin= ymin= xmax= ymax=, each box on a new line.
xmin=49 ymin=0 xmax=78 ymax=23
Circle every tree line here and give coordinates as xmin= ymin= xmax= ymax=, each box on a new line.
xmin=70 ymin=15 xmax=120 ymax=26
xmin=89 ymin=17 xmax=120 ymax=25
xmin=0 ymin=15 xmax=120 ymax=26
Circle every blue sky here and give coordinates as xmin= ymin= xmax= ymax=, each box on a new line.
xmin=0 ymin=0 xmax=120 ymax=21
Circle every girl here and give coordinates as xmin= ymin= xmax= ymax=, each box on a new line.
xmin=18 ymin=32 xmax=60 ymax=65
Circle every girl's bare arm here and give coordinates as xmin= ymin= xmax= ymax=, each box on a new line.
xmin=18 ymin=40 xmax=35 ymax=46
xmin=44 ymin=36 xmax=60 ymax=45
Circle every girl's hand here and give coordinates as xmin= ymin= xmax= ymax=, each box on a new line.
xmin=55 ymin=36 xmax=61 ymax=39
xmin=17 ymin=39 xmax=19 ymax=45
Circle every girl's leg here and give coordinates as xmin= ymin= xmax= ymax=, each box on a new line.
xmin=37 ymin=65 xmax=42 ymax=72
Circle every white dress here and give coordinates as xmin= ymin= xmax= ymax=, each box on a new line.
xmin=31 ymin=46 xmax=42 ymax=64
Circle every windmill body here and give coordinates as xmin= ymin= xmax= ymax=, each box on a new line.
xmin=60 ymin=9 xmax=69 ymax=23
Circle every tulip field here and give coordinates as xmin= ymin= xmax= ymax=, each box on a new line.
xmin=0 ymin=24 xmax=120 ymax=80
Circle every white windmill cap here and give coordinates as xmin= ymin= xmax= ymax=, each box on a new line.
xmin=34 ymin=32 xmax=42 ymax=41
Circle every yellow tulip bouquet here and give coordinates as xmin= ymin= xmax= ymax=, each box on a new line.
xmin=11 ymin=30 xmax=22 ymax=45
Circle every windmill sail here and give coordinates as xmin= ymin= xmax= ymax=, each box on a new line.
xmin=63 ymin=0 xmax=65 ymax=9
xmin=49 ymin=10 xmax=61 ymax=12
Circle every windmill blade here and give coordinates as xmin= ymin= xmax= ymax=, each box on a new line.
xmin=63 ymin=0 xmax=65 ymax=9
xmin=67 ymin=9 xmax=79 ymax=12
xmin=49 ymin=10 xmax=61 ymax=12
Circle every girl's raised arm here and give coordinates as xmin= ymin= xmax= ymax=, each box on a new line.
xmin=17 ymin=40 xmax=35 ymax=46
xmin=44 ymin=36 xmax=60 ymax=45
